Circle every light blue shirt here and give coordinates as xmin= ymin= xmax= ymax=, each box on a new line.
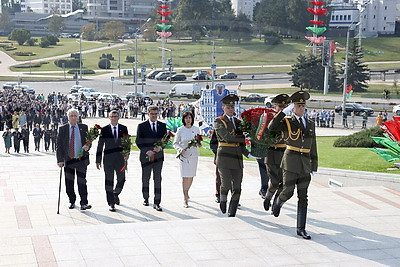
xmin=69 ymin=123 xmax=82 ymax=157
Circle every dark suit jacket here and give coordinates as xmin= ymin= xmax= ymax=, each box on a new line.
xmin=56 ymin=123 xmax=90 ymax=166
xmin=268 ymin=111 xmax=318 ymax=174
xmin=136 ymin=120 xmax=167 ymax=163
xmin=96 ymin=124 xmax=128 ymax=164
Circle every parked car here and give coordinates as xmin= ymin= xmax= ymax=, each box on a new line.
xmin=146 ymin=70 xmax=164 ymax=79
xmin=59 ymin=33 xmax=72 ymax=38
xmin=155 ymin=71 xmax=176 ymax=81
xmin=169 ymin=84 xmax=202 ymax=98
xmin=148 ymin=91 xmax=168 ymax=98
xmin=242 ymin=93 xmax=265 ymax=102
xmin=219 ymin=72 xmax=237 ymax=79
xmin=166 ymin=74 xmax=187 ymax=81
xmin=97 ymin=93 xmax=114 ymax=101
xmin=334 ymin=103 xmax=374 ymax=116
xmin=2 ymin=82 xmax=19 ymax=90
xmin=70 ymin=85 xmax=84 ymax=93
xmin=192 ymin=70 xmax=211 ymax=80
xmin=67 ymin=93 xmax=82 ymax=101
xmin=392 ymin=104 xmax=400 ymax=116
xmin=264 ymin=95 xmax=277 ymax=108
xmin=13 ymin=85 xmax=35 ymax=94
xmin=126 ymin=92 xmax=151 ymax=100
xmin=78 ymin=87 xmax=100 ymax=98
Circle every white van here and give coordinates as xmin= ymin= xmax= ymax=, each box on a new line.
xmin=169 ymin=83 xmax=201 ymax=98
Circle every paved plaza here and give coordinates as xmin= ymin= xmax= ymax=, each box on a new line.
xmin=0 ymin=117 xmax=400 ymax=266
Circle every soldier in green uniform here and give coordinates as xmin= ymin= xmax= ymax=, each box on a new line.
xmin=214 ymin=94 xmax=251 ymax=217
xmin=263 ymin=94 xmax=290 ymax=211
xmin=268 ymin=91 xmax=318 ymax=239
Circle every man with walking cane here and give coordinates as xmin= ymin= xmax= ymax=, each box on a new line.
xmin=56 ymin=108 xmax=92 ymax=211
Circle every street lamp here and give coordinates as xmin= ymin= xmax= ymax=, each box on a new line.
xmin=78 ymin=32 xmax=84 ymax=81
xmin=134 ymin=18 xmax=151 ymax=96
xmin=118 ymin=47 xmax=132 ymax=78
xmin=203 ymin=26 xmax=217 ymax=88
xmin=158 ymin=47 xmax=172 ymax=82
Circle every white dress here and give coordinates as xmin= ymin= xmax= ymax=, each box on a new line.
xmin=173 ymin=125 xmax=200 ymax=177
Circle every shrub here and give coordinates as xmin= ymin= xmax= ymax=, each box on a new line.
xmin=26 ymin=38 xmax=37 ymax=46
xmin=100 ymin=53 xmax=114 ymax=60
xmin=67 ymin=69 xmax=95 ymax=74
xmin=13 ymin=61 xmax=48 ymax=68
xmin=125 ymin=56 xmax=135 ymax=63
xmin=45 ymin=35 xmax=59 ymax=45
xmin=98 ymin=58 xmax=111 ymax=69
xmin=182 ymin=69 xmax=196 ymax=73
xmin=333 ymin=126 xmax=385 ymax=148
xmin=39 ymin=37 xmax=50 ymax=48
xmin=9 ymin=29 xmax=31 ymax=45
xmin=70 ymin=53 xmax=81 ymax=60
xmin=263 ymin=31 xmax=282 ymax=45
xmin=13 ymin=51 xmax=36 ymax=56
xmin=54 ymin=59 xmax=81 ymax=68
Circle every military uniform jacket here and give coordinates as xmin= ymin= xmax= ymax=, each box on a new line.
xmin=268 ymin=111 xmax=318 ymax=174
xmin=214 ymin=115 xmax=249 ymax=169
xmin=266 ymin=137 xmax=286 ymax=166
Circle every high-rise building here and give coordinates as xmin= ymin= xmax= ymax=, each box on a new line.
xmin=231 ymin=0 xmax=261 ymax=19
xmin=20 ymin=0 xmax=73 ymax=14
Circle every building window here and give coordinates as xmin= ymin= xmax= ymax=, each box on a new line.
xmin=373 ymin=27 xmax=375 ymax=30
xmin=348 ymin=15 xmax=351 ymax=20
xmin=44 ymin=3 xmax=48 ymax=7
xmin=383 ymin=27 xmax=386 ymax=30
xmin=336 ymin=15 xmax=339 ymax=20
xmin=385 ymin=6 xmax=387 ymax=10
xmin=384 ymin=17 xmax=386 ymax=20
xmin=331 ymin=15 xmax=334 ymax=20
xmin=339 ymin=15 xmax=343 ymax=20
xmin=373 ymin=15 xmax=375 ymax=19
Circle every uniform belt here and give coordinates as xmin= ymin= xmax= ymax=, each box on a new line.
xmin=286 ymin=145 xmax=310 ymax=153
xmin=219 ymin=142 xmax=240 ymax=147
xmin=271 ymin=144 xmax=286 ymax=149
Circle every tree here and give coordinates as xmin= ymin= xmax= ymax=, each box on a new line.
xmin=289 ymin=53 xmax=339 ymax=92
xmin=48 ymin=15 xmax=65 ymax=36
xmin=227 ymin=13 xmax=252 ymax=44
xmin=8 ymin=29 xmax=31 ymax=45
xmin=72 ymin=0 xmax=84 ymax=11
xmin=0 ymin=10 xmax=12 ymax=33
xmin=103 ymin=20 xmax=125 ymax=40
xmin=174 ymin=0 xmax=212 ymax=42
xmin=340 ymin=39 xmax=370 ymax=92
xmin=39 ymin=37 xmax=50 ymax=48
xmin=80 ymin=23 xmax=96 ymax=40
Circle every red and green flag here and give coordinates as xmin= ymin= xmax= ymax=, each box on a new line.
xmin=346 ymin=84 xmax=353 ymax=99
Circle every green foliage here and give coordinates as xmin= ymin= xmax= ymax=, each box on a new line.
xmin=340 ymin=39 xmax=370 ymax=92
xmin=100 ymin=53 xmax=114 ymax=60
xmin=289 ymin=54 xmax=339 ymax=91
xmin=70 ymin=53 xmax=80 ymax=60
xmin=98 ymin=58 xmax=111 ymax=69
xmin=125 ymin=56 xmax=135 ymax=63
xmin=9 ymin=29 xmax=31 ymax=45
xmin=39 ymin=37 xmax=50 ymax=48
xmin=103 ymin=21 xmax=125 ymax=40
xmin=67 ymin=69 xmax=95 ymax=74
xmin=0 ymin=10 xmax=12 ymax=32
xmin=48 ymin=15 xmax=65 ymax=36
xmin=81 ymin=23 xmax=96 ymax=41
xmin=13 ymin=51 xmax=36 ymax=56
xmin=45 ymin=35 xmax=59 ymax=45
xmin=26 ymin=38 xmax=37 ymax=46
xmin=333 ymin=126 xmax=385 ymax=148
xmin=54 ymin=59 xmax=80 ymax=68
xmin=14 ymin=61 xmax=49 ymax=68
xmin=263 ymin=30 xmax=282 ymax=45
xmin=226 ymin=13 xmax=253 ymax=44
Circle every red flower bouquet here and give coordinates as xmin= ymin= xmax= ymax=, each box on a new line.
xmin=176 ymin=134 xmax=203 ymax=161
xmin=147 ymin=131 xmax=175 ymax=162
xmin=120 ymin=133 xmax=133 ymax=172
xmin=240 ymin=108 xmax=279 ymax=157
xmin=76 ymin=124 xmax=102 ymax=160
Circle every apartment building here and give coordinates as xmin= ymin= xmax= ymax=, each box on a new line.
xmin=231 ymin=0 xmax=261 ymax=19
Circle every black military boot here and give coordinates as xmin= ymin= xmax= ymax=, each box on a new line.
xmin=263 ymin=190 xmax=275 ymax=211
xmin=296 ymin=207 xmax=311 ymax=240
xmin=220 ymin=201 xmax=227 ymax=214
xmin=272 ymin=197 xmax=285 ymax=217
xmin=228 ymin=200 xmax=239 ymax=217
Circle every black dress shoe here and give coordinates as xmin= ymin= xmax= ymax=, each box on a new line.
xmin=153 ymin=204 xmax=162 ymax=211
xmin=109 ymin=204 xmax=116 ymax=212
xmin=215 ymin=197 xmax=220 ymax=203
xmin=69 ymin=203 xmax=75 ymax=209
xmin=297 ymin=229 xmax=311 ymax=240
xmin=80 ymin=204 xmax=92 ymax=210
xmin=143 ymin=199 xmax=149 ymax=206
xmin=259 ymin=190 xmax=266 ymax=199
xmin=220 ymin=201 xmax=227 ymax=214
xmin=114 ymin=195 xmax=120 ymax=205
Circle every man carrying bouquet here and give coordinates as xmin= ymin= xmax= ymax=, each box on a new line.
xmin=136 ymin=105 xmax=167 ymax=212
xmin=96 ymin=110 xmax=129 ymax=212
xmin=263 ymin=94 xmax=290 ymax=211
xmin=268 ymin=90 xmax=318 ymax=239
xmin=214 ymin=94 xmax=251 ymax=217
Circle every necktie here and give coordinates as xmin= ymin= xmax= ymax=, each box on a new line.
xmin=152 ymin=122 xmax=156 ymax=133
xmin=299 ymin=117 xmax=305 ymax=129
xmin=69 ymin=126 xmax=75 ymax=158
xmin=231 ymin=117 xmax=236 ymax=130
xmin=113 ymin=126 xmax=117 ymax=142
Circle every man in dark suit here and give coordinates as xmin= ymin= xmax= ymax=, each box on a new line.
xmin=56 ymin=108 xmax=92 ymax=210
xmin=268 ymin=91 xmax=318 ymax=239
xmin=135 ymin=105 xmax=167 ymax=211
xmin=32 ymin=123 xmax=42 ymax=151
xmin=96 ymin=110 xmax=129 ymax=212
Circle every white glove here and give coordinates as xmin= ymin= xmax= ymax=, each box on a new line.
xmin=311 ymin=171 xmax=317 ymax=176
xmin=248 ymin=154 xmax=262 ymax=159
xmin=282 ymin=103 xmax=294 ymax=115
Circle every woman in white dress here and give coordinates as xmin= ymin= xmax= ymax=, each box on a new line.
xmin=173 ymin=112 xmax=201 ymax=208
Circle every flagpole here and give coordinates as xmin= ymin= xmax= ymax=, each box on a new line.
xmin=342 ymin=28 xmax=350 ymax=118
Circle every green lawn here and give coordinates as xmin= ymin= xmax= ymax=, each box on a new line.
xmin=5 ymin=37 xmax=400 ymax=74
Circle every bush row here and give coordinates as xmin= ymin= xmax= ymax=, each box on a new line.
xmin=13 ymin=61 xmax=49 ymax=68
xmin=54 ymin=59 xmax=81 ymax=68
xmin=13 ymin=52 xmax=36 ymax=56
xmin=67 ymin=69 xmax=95 ymax=75
xmin=333 ymin=126 xmax=385 ymax=148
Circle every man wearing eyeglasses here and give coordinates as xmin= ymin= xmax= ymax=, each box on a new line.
xmin=136 ymin=105 xmax=167 ymax=212
xmin=268 ymin=91 xmax=318 ymax=240
xmin=96 ymin=110 xmax=129 ymax=212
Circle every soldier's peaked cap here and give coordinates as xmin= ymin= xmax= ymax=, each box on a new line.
xmin=271 ymin=94 xmax=290 ymax=105
xmin=220 ymin=94 xmax=239 ymax=106
xmin=290 ymin=90 xmax=310 ymax=104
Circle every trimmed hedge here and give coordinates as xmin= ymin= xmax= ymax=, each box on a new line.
xmin=13 ymin=51 xmax=36 ymax=56
xmin=125 ymin=56 xmax=135 ymax=63
xmin=100 ymin=53 xmax=114 ymax=60
xmin=54 ymin=59 xmax=81 ymax=68
xmin=333 ymin=126 xmax=385 ymax=148
xmin=67 ymin=69 xmax=95 ymax=75
xmin=98 ymin=58 xmax=111 ymax=69
xmin=14 ymin=61 xmax=49 ymax=68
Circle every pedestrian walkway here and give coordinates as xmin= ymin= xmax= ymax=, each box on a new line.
xmin=0 ymin=117 xmax=399 ymax=266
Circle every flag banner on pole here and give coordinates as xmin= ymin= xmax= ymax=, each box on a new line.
xmin=368 ymin=148 xmax=400 ymax=162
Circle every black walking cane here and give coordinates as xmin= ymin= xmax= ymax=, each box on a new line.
xmin=57 ymin=167 xmax=62 ymax=214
